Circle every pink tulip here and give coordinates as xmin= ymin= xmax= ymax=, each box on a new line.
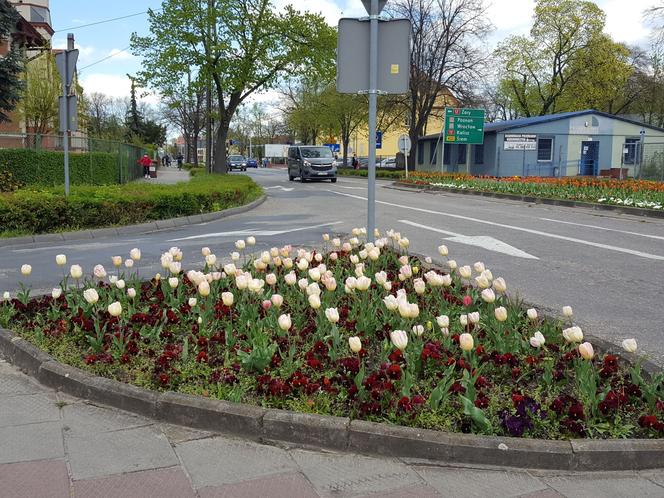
xmin=262 ymin=300 xmax=272 ymax=311
xmin=463 ymin=295 xmax=473 ymax=307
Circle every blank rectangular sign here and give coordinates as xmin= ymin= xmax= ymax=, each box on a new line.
xmin=337 ymin=18 xmax=410 ymax=94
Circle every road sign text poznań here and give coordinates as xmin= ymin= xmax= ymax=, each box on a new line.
xmin=443 ymin=108 xmax=485 ymax=145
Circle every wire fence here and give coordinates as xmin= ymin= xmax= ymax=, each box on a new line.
xmin=0 ymin=133 xmax=147 ymax=185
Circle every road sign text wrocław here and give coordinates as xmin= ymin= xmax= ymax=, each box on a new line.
xmin=444 ymin=108 xmax=485 ymax=145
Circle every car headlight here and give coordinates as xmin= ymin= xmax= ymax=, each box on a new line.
xmin=303 ymin=161 xmax=312 ymax=167
xmin=242 ymin=162 xmax=246 ymax=166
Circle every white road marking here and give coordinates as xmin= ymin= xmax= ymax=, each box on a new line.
xmin=12 ymin=240 xmax=148 ymax=254
xmin=334 ymin=185 xmax=367 ymax=190
xmin=168 ymin=221 xmax=345 ymax=242
xmin=399 ymin=220 xmax=539 ymax=259
xmin=265 ymin=186 xmax=295 ymax=192
xmin=327 ymin=190 xmax=664 ymax=261
xmin=539 ymin=218 xmax=664 ymax=241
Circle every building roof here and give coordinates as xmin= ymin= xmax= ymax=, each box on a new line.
xmin=420 ymin=109 xmax=664 ymax=140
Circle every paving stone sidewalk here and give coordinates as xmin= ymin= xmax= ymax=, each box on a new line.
xmin=140 ymin=167 xmax=191 ymax=185
xmin=2 ymin=357 xmax=664 ymax=498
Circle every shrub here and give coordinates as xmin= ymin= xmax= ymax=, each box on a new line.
xmin=337 ymin=168 xmax=405 ymax=179
xmin=0 ymin=174 xmax=263 ymax=236
xmin=0 ymin=169 xmax=23 ymax=192
xmin=0 ymin=148 xmax=119 ymax=186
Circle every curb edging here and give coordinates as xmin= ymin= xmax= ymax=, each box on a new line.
xmin=1 ymin=327 xmax=662 ymax=471
xmin=392 ymin=181 xmax=664 ymax=219
xmin=1 ymin=195 xmax=267 ymax=247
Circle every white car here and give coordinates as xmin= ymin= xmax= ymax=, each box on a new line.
xmin=379 ymin=157 xmax=397 ymax=168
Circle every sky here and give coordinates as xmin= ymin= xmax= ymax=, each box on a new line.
xmin=49 ymin=0 xmax=659 ymax=104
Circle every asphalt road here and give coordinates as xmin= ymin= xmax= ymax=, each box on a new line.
xmin=2 ymin=168 xmax=664 ymax=365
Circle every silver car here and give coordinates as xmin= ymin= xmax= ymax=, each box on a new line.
xmin=287 ymin=146 xmax=337 ymax=183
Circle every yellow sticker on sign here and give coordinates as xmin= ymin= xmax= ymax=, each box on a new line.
xmin=390 ymin=64 xmax=399 ymax=74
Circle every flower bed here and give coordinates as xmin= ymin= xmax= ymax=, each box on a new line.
xmin=403 ymin=173 xmax=664 ymax=211
xmin=2 ymin=232 xmax=663 ymax=440
xmin=0 ymin=174 xmax=263 ymax=236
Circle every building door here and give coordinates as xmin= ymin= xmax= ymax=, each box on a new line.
xmin=580 ymin=141 xmax=599 ymax=176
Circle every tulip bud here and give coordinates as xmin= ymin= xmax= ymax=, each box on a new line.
xmin=124 ymin=259 xmax=134 ymax=269
xmin=562 ymin=326 xmax=584 ymax=343
xmin=530 ymin=331 xmax=545 ymax=348
xmin=20 ymin=264 xmax=32 ymax=276
xmin=188 ymin=297 xmax=198 ymax=307
xmin=325 ymin=307 xmax=340 ymax=323
xmin=494 ymin=306 xmax=508 ymax=322
xmin=246 ymin=236 xmax=256 ymax=246
xmin=447 ymin=260 xmax=457 ymax=270
xmin=460 ymin=314 xmax=468 ymax=326
xmin=436 ymin=315 xmax=449 ymax=328
xmin=261 ymin=251 xmax=271 ymax=264
xmin=221 ymin=292 xmax=234 ymax=306
xmin=438 ymin=245 xmax=449 ymax=257
xmin=70 ymin=265 xmax=83 ymax=279
xmin=383 ymin=295 xmax=398 ymax=311
xmin=127 ymin=288 xmax=137 ymax=298
xmin=108 ymin=301 xmax=122 ymax=317
xmin=266 ymin=273 xmax=277 ymax=286
xmin=481 ymin=288 xmax=496 ymax=303
xmin=527 ymin=308 xmax=538 ymax=321
xmin=51 ymin=288 xmax=62 ymax=299
xmin=168 ymin=277 xmax=179 ymax=289
xmin=390 ymin=330 xmax=408 ymax=351
xmin=468 ymin=312 xmax=480 ymax=324
xmin=278 ymin=313 xmax=292 ymax=331
xmin=130 ymin=248 xmax=141 ymax=261
xmin=83 ymin=288 xmax=99 ymax=304
xmin=459 ymin=333 xmax=474 ymax=352
xmin=2 ymin=291 xmax=10 ymax=300
xmin=493 ymin=277 xmax=507 ymax=293
xmin=459 ymin=266 xmax=472 ymax=279
xmin=197 ymin=317 xmax=203 ymax=324
xmin=473 ymin=262 xmax=485 ymax=273
xmin=235 ymin=240 xmax=246 ymax=250
xmin=562 ymin=306 xmax=573 ymax=318
xmin=349 ymin=336 xmax=362 ymax=353
xmin=475 ymin=275 xmax=490 ymax=289
xmin=198 ymin=281 xmax=211 ymax=297
xmin=205 ymin=254 xmax=217 ymax=266
xmin=201 ymin=247 xmax=211 ymax=256
xmin=356 ymin=276 xmax=371 ymax=291
xmin=412 ymin=324 xmax=424 ymax=337
xmin=112 ymin=256 xmax=122 ymax=267
xmin=578 ymin=342 xmax=594 ymax=360
xmin=284 ymin=272 xmax=297 ymax=286
xmin=622 ymin=338 xmax=637 ymax=353
xmin=271 ymin=294 xmax=284 ymax=308
xmin=56 ymin=254 xmax=67 ymax=266
xmin=93 ymin=264 xmax=107 ymax=279
xmin=115 ymin=279 xmax=125 ymax=290
xmin=308 ymin=294 xmax=321 ymax=309
xmin=413 ymin=278 xmax=426 ymax=295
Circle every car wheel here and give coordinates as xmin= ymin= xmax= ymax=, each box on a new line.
xmin=289 ymin=174 xmax=294 ymax=181
xmin=331 ymin=178 xmax=337 ymax=183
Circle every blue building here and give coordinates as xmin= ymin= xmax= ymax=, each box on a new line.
xmin=416 ymin=110 xmax=664 ymax=178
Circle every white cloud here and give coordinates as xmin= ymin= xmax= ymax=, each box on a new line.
xmin=602 ymin=0 xmax=653 ymax=45
xmin=80 ymin=73 xmax=161 ymax=105
xmin=487 ymin=0 xmax=535 ymax=34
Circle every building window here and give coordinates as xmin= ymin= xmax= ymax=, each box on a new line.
xmin=429 ymin=142 xmax=437 ymax=164
xmin=443 ymin=144 xmax=451 ymax=165
xmin=537 ymin=138 xmax=553 ymax=162
xmin=624 ymin=138 xmax=639 ymax=165
xmin=457 ymin=144 xmax=467 ymax=164
xmin=474 ymin=144 xmax=484 ymax=165
xmin=418 ymin=141 xmax=424 ymax=164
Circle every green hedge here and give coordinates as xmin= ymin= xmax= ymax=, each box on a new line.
xmin=337 ymin=168 xmax=405 ymax=179
xmin=0 ymin=148 xmax=119 ymax=186
xmin=0 ymin=174 xmax=263 ymax=236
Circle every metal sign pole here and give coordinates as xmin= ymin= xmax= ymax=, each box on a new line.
xmin=64 ymin=34 xmax=74 ymax=197
xmin=367 ymin=0 xmax=379 ymax=242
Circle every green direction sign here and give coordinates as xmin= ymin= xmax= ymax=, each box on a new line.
xmin=443 ymin=108 xmax=485 ymax=145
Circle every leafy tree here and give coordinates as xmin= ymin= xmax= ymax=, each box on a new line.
xmin=132 ymin=0 xmax=336 ymax=174
xmin=0 ymin=0 xmax=25 ymax=122
xmin=390 ymin=0 xmax=492 ymax=170
xmin=496 ymin=0 xmax=633 ymax=116
xmin=19 ymin=53 xmax=60 ymax=134
xmin=124 ymin=77 xmax=166 ymax=146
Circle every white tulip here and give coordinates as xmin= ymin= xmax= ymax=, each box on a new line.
xmin=356 ymin=276 xmax=371 ymax=291
xmin=494 ymin=306 xmax=508 ymax=322
xmin=493 ymin=277 xmax=507 ymax=293
xmin=349 ymin=336 xmax=362 ymax=353
xmin=412 ymin=324 xmax=424 ymax=337
xmin=308 ymin=294 xmax=321 ymax=309
xmin=530 ymin=331 xmax=546 ymax=348
xmin=127 ymin=288 xmax=136 ymax=298
xmin=562 ymin=326 xmax=584 ymax=343
xmin=70 ymin=265 xmax=83 ymax=279
xmin=246 ymin=236 xmax=256 ymax=246
xmin=222 ymin=292 xmax=234 ymax=306
xmin=458 ymin=266 xmax=472 ymax=279
xmin=168 ymin=277 xmax=179 ymax=288
xmin=325 ymin=307 xmax=340 ymax=323
xmin=285 ymin=272 xmax=297 ymax=286
xmin=447 ymin=260 xmax=457 ymax=270
xmin=109 ymin=275 xmax=118 ymax=284
xmin=322 ymin=233 xmax=330 ymax=242
xmin=278 ymin=314 xmax=292 ymax=331
xmin=261 ymin=251 xmax=271 ymax=264
xmin=475 ymin=275 xmax=490 ymax=289
xmin=578 ymin=342 xmax=594 ymax=360
xmin=413 ymin=278 xmax=426 ymax=295
xmin=169 ymin=247 xmax=183 ymax=261
xmin=108 ymin=301 xmax=122 ymax=317
xmin=481 ymin=269 xmax=493 ymax=281
xmin=271 ymin=294 xmax=284 ymax=307
xmin=383 ymin=295 xmax=398 ymax=311
xmin=481 ymin=288 xmax=496 ymax=303
xmin=235 ymin=240 xmax=246 ymax=250
xmin=436 ymin=315 xmax=450 ymax=328
xmin=562 ymin=306 xmax=573 ymax=318
xmin=473 ymin=262 xmax=485 ymax=273
xmin=55 ymin=254 xmax=67 ymax=266
xmin=236 ymin=275 xmax=249 ymax=290
xmin=306 ymin=282 xmax=321 ymax=296
xmin=308 ymin=268 xmax=321 ymax=282
xmin=189 ymin=297 xmax=198 ymax=307
xmin=460 ymin=314 xmax=468 ymax=326
xmin=205 ymin=254 xmax=217 ymax=266
xmin=266 ymin=273 xmax=277 ymax=286
xmin=20 ymin=264 xmax=32 ymax=276
xmin=231 ymin=252 xmax=240 ymax=261
xmin=527 ymin=308 xmax=538 ymax=321
xmin=169 ymin=262 xmax=181 ymax=275
xmin=51 ymin=288 xmax=62 ymax=299
xmin=129 ymin=248 xmax=141 ymax=261
xmin=438 ymin=245 xmax=449 ymax=256
xmin=390 ymin=330 xmax=408 ymax=351
xmin=468 ymin=312 xmax=480 ymax=324
xmin=112 ymin=256 xmax=122 ymax=267
xmin=2 ymin=291 xmax=10 ymax=300
xmin=83 ymin=288 xmax=99 ymax=304
xmin=459 ymin=333 xmax=474 ymax=351
xmin=93 ymin=264 xmax=107 ymax=279
xmin=115 ymin=279 xmax=125 ymax=290
xmin=198 ymin=281 xmax=211 ymax=297
xmin=124 ymin=259 xmax=134 ymax=269
xmin=622 ymin=338 xmax=637 ymax=353
xmin=201 ymin=247 xmax=211 ymax=256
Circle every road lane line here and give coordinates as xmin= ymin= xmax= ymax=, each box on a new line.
xmin=327 ymin=190 xmax=664 ymax=261
xmin=168 ymin=221 xmax=345 ymax=242
xmin=539 ymin=218 xmax=664 ymax=241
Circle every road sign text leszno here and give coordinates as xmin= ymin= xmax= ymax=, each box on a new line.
xmin=444 ymin=108 xmax=485 ymax=145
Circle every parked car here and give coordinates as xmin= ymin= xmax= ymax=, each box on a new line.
xmin=287 ymin=145 xmax=337 ymax=183
xmin=380 ymin=157 xmax=397 ymax=168
xmin=246 ymin=157 xmax=258 ymax=168
xmin=227 ymin=155 xmax=247 ymax=171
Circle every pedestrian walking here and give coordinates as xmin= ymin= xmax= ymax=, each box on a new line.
xmin=166 ymin=155 xmax=172 ymax=167
xmin=176 ymin=154 xmax=184 ymax=170
xmin=139 ymin=154 xmax=152 ymax=179
xmin=352 ymin=153 xmax=359 ymax=170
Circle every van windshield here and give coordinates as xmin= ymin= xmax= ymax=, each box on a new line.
xmin=300 ymin=147 xmax=333 ymax=159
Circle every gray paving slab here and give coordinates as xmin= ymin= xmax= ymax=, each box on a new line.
xmin=357 ymin=484 xmax=441 ymax=497
xmin=175 ymin=436 xmax=298 ymax=488
xmin=645 ymin=469 xmax=664 ymax=488
xmin=61 ymin=401 xmax=150 ymax=436
xmin=414 ymin=466 xmax=549 ymax=498
xmin=542 ymin=474 xmax=664 ymax=498
xmin=0 ymin=392 xmax=61 ymax=427
xmin=65 ymin=424 xmax=178 ymax=480
xmin=0 ymin=459 xmax=70 ymax=498
xmin=72 ymin=466 xmax=196 ymax=498
xmin=0 ymin=362 xmax=42 ymax=394
xmin=158 ymin=422 xmax=215 ymax=444
xmin=290 ymin=449 xmax=424 ymax=498
xmin=197 ymin=472 xmax=319 ymax=498
xmin=0 ymin=421 xmax=64 ymax=464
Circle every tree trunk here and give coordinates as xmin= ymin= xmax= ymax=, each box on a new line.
xmin=213 ymin=120 xmax=229 ymax=174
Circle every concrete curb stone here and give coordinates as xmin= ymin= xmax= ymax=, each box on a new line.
xmin=1 ymin=322 xmax=663 ymax=471
xmin=1 ymin=195 xmax=267 ymax=247
xmin=392 ymin=182 xmax=664 ymax=219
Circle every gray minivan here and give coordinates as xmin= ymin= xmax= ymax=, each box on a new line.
xmin=287 ymin=146 xmax=337 ymax=183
